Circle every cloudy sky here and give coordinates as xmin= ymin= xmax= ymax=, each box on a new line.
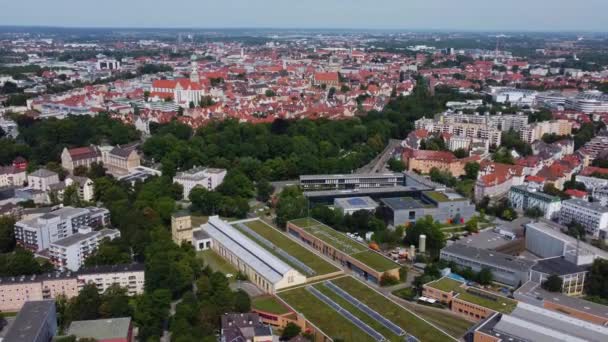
xmin=1 ymin=0 xmax=606 ymax=31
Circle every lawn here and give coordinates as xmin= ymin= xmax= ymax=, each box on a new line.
xmin=252 ymin=296 xmax=291 ymax=315
xmin=197 ymin=249 xmax=238 ymax=279
xmin=401 ymin=302 xmax=474 ymax=339
xmin=351 ymin=250 xmax=400 ymax=272
xmin=427 ymin=277 xmax=517 ymax=314
xmin=278 ymin=286 xmax=376 ymax=342
xmin=331 ymin=277 xmax=454 ymax=342
xmin=290 ymin=218 xmax=367 ymax=254
xmin=235 ymin=220 xmax=339 ymax=275
xmin=314 ymin=283 xmax=403 ymax=341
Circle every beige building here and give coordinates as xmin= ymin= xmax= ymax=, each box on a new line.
xmin=61 ymin=146 xmax=102 ymax=173
xmin=171 ymin=211 xmax=193 ymax=245
xmin=0 ymin=264 xmax=144 ymax=312
xmin=99 ymin=144 xmax=141 ymax=177
xmin=520 ymin=119 xmax=573 ymax=144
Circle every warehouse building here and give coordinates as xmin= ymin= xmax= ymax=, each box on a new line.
xmin=203 ymin=216 xmax=306 ymax=293
xmin=525 ymin=221 xmax=608 ymax=266
xmin=440 ymin=243 xmax=534 ymax=287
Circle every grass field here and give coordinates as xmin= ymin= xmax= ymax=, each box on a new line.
xmin=400 ymin=302 xmax=474 ymax=339
xmin=278 ymin=276 xmax=454 ymax=342
xmin=197 ymin=249 xmax=238 ymax=279
xmin=427 ymin=277 xmax=517 ymax=314
xmin=235 ymin=220 xmax=339 ymax=275
xmin=331 ymin=277 xmax=454 ymax=342
xmin=289 ymin=218 xmax=399 ymax=272
xmin=252 ymin=296 xmax=291 ymax=315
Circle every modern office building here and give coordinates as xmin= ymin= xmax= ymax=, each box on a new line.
xmin=333 ymin=196 xmax=379 ymax=215
xmin=0 ymin=264 xmax=145 ymax=312
xmin=440 ymin=243 xmax=535 ymax=287
xmin=559 ymin=199 xmax=608 ymax=238
xmin=14 ymin=206 xmax=110 ymax=252
xmin=508 ymin=185 xmax=562 ymax=220
xmin=173 ymin=166 xmax=227 ymax=199
xmin=3 ymin=300 xmax=57 ymax=342
xmin=203 ymin=216 xmax=306 ymax=293
xmin=49 ymin=227 xmax=121 ymax=271
xmin=299 ymin=172 xmax=404 ymax=191
xmin=524 ymin=221 xmax=608 ymax=266
xmin=380 ymin=191 xmax=475 ymax=226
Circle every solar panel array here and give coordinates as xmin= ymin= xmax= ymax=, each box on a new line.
xmin=406 ymin=335 xmax=420 ymax=342
xmin=324 ymin=281 xmax=406 ymax=336
xmin=236 ymin=223 xmax=316 ymax=276
xmin=306 ymin=286 xmax=386 ymax=342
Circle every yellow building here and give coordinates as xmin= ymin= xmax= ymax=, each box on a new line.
xmin=171 ymin=211 xmax=193 ymax=245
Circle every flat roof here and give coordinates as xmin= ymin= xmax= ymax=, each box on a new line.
xmin=563 ymin=198 xmax=608 ymax=213
xmin=531 ymin=257 xmax=587 ymax=276
xmin=288 ymin=218 xmax=399 ymax=272
xmin=300 ymin=173 xmax=403 ymax=180
xmin=303 ymin=185 xmax=428 ymax=198
xmin=334 ymin=196 xmax=378 ymax=209
xmin=68 ymin=317 xmax=131 ymax=340
xmin=3 ymin=300 xmax=55 ymax=342
xmin=423 ymin=191 xmax=464 ymax=203
xmin=515 ymin=281 xmax=608 ymax=320
xmin=426 ymin=277 xmax=517 ymax=314
xmin=380 ymin=197 xmax=430 ymax=210
xmin=441 ymin=243 xmax=535 ymax=273
xmin=51 ymin=230 xmax=99 ymax=247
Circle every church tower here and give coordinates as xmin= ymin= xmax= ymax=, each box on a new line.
xmin=190 ymin=58 xmax=199 ymax=84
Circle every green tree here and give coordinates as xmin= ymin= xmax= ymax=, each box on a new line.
xmin=66 ymin=283 xmax=102 ymax=322
xmin=542 ymin=274 xmax=563 ymax=292
xmin=387 ymin=158 xmax=405 ymax=172
xmin=403 ymin=216 xmax=445 ymax=258
xmin=477 ymin=268 xmax=493 ymax=285
xmin=586 ymin=259 xmax=608 ymax=300
xmin=256 ymin=179 xmax=274 ymax=203
xmin=275 ymin=186 xmax=307 ymax=228
xmin=233 ymin=290 xmax=251 ymax=313
xmin=281 ymin=322 xmax=302 ymax=340
xmin=524 ymin=206 xmax=543 ymax=219
xmin=464 ymin=162 xmax=480 ymax=180
xmin=0 ymin=216 xmax=16 ymax=253
xmin=99 ymin=285 xmax=133 ymax=318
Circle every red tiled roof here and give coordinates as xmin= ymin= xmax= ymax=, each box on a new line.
xmin=580 ymin=166 xmax=608 ymax=176
xmin=314 ymin=72 xmax=339 ymax=82
xmin=564 ymin=189 xmax=587 ymax=198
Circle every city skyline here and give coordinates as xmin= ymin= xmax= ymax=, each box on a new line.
xmin=2 ymin=0 xmax=607 ymax=32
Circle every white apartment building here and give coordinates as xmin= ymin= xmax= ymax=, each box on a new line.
xmin=77 ymin=264 xmax=145 ymax=296
xmin=415 ymin=116 xmax=502 ymax=147
xmin=592 ymin=186 xmax=608 ymax=207
xmin=508 ymin=185 xmax=562 ymax=220
xmin=14 ymin=206 xmax=110 ymax=252
xmin=27 ymin=169 xmax=60 ymax=191
xmin=582 ymin=135 xmax=608 ymax=160
xmin=559 ymin=199 xmax=608 ymax=238
xmin=64 ymin=176 xmax=95 ymax=202
xmin=173 ymin=167 xmax=227 ymax=199
xmin=49 ymin=227 xmax=120 ymax=271
xmin=519 ymin=120 xmax=573 ymax=144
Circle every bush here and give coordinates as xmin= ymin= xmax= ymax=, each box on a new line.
xmin=380 ymin=273 xmax=400 ymax=287
xmin=393 ymin=287 xmax=416 ymax=301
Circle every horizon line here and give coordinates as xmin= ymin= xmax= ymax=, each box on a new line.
xmin=0 ymin=24 xmax=607 ymax=34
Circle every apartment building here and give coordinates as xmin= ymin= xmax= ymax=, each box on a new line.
xmin=582 ymin=135 xmax=608 ymax=160
xmin=475 ymin=162 xmax=525 ymax=200
xmin=14 ymin=206 xmax=110 ymax=252
xmin=0 ymin=264 xmax=144 ymax=312
xmin=49 ymin=227 xmax=121 ymax=271
xmin=519 ymin=120 xmax=573 ymax=144
xmin=440 ymin=243 xmax=535 ymax=287
xmin=508 ymin=185 xmax=562 ymax=220
xmin=0 ymin=159 xmax=27 ymax=187
xmin=173 ymin=166 xmax=227 ymax=199
xmin=402 ymin=148 xmax=477 ymax=177
xmin=300 ymin=173 xmax=404 ymax=191
xmin=559 ymin=199 xmax=608 ymax=238
xmin=27 ymin=168 xmax=60 ymax=191
xmin=415 ymin=115 xmax=502 ymax=147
